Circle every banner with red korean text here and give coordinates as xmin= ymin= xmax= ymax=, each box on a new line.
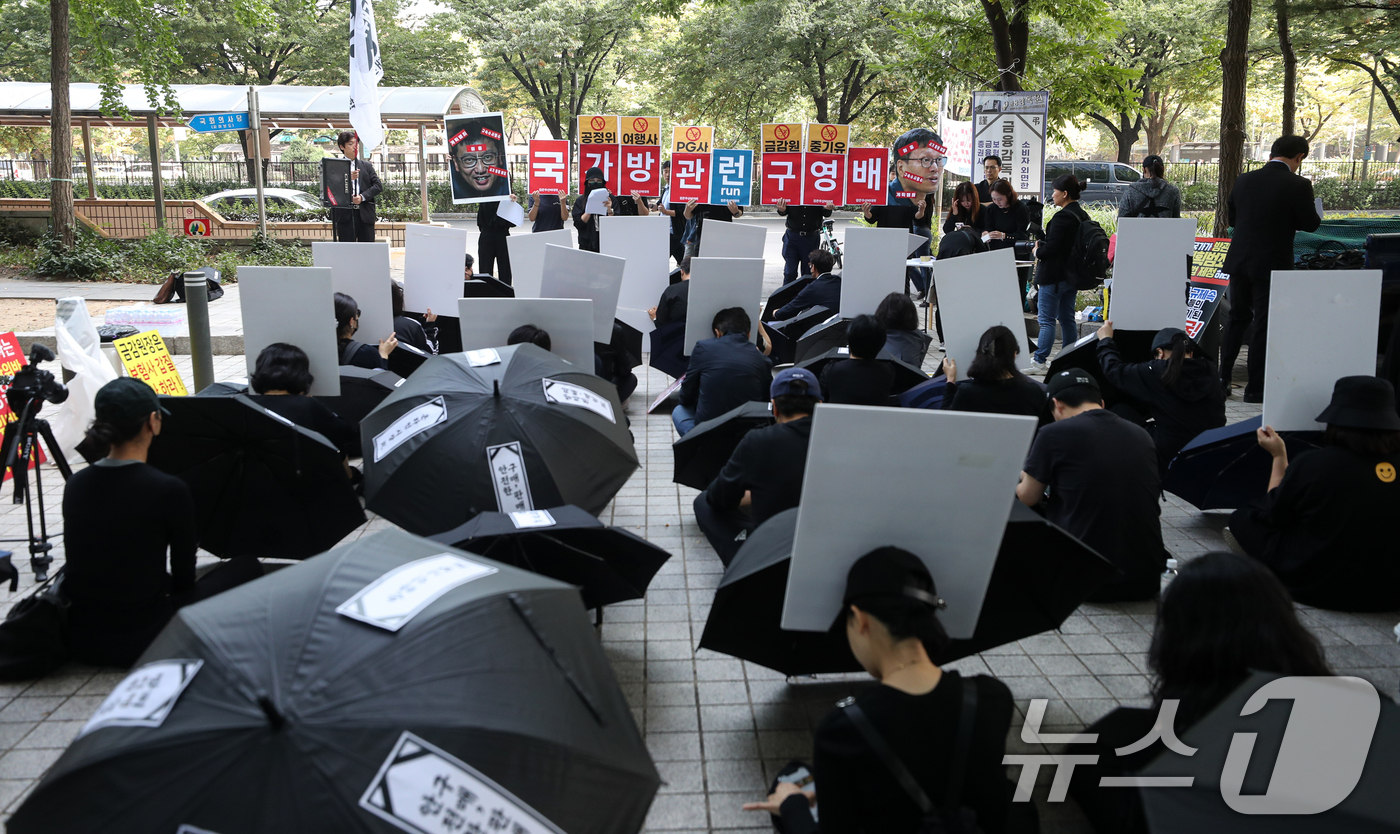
xmin=669 ymin=126 xmax=715 ymax=203
xmin=801 ymin=124 xmax=849 ymax=205
xmin=759 ymin=124 xmax=802 ymax=205
xmin=527 ymin=140 xmax=571 ymax=195
xmin=578 ymin=115 xmax=620 ymax=194
xmin=845 ymin=147 xmax=888 ymax=205
xmin=619 ymin=116 xmax=662 ymax=197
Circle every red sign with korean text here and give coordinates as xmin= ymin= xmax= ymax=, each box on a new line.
xmin=801 ymin=152 xmax=847 ymax=206
xmin=619 ymin=145 xmax=661 ymax=197
xmin=669 ymin=153 xmax=711 ymax=203
xmin=845 ymin=147 xmax=888 ymax=205
xmin=578 ymin=145 xmax=620 ymax=194
xmin=527 ymin=140 xmax=571 ymax=195
xmin=0 ymin=332 xmax=42 ymax=480
xmin=760 ymin=152 xmax=803 ymax=205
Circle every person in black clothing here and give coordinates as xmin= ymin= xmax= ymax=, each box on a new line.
xmin=1225 ymin=376 xmax=1400 ymax=611
xmin=744 ymin=548 xmax=1033 ymax=834
xmin=1029 ymin=174 xmax=1091 ymax=370
xmin=657 ymin=160 xmax=686 ymax=264
xmin=61 ymin=378 xmax=263 ymax=667
xmin=649 ymin=256 xmax=690 ymax=326
xmin=1017 ymin=369 xmax=1166 ymax=601
xmin=1096 ymin=323 xmax=1225 ymax=472
xmin=983 ymin=180 xmax=1034 ymax=307
xmin=390 ymin=281 xmax=438 ymax=354
xmin=975 ymin=155 xmax=1002 ymax=205
xmin=694 ymin=367 xmax=819 ymax=566
xmin=682 ymin=198 xmax=743 ymax=258
xmin=527 ymin=191 xmax=569 ymax=233
xmin=248 ymin=343 xmax=358 ymax=458
xmin=1220 ymin=136 xmax=1322 ymax=401
xmin=941 ymin=325 xmax=1047 ymax=423
xmin=607 ymin=189 xmax=651 ymax=216
xmin=820 ymin=315 xmax=896 ymax=406
xmin=674 ymin=307 xmax=773 ymax=436
xmin=772 ymin=250 xmax=841 ymax=321
xmin=507 ymin=324 xmax=551 ymax=351
xmin=476 ymin=195 xmax=517 ymax=284
xmin=776 ymin=197 xmax=834 ymax=283
xmin=331 ymin=132 xmax=382 ymax=242
xmin=572 ymin=167 xmax=606 ymax=252
xmin=864 ymin=128 xmax=942 ymax=297
xmin=942 ymin=181 xmax=984 ymax=235
xmin=335 ymin=291 xmax=397 ymax=370
xmin=875 ymin=292 xmax=932 ymax=367
xmin=1069 ymin=552 xmax=1329 ymax=834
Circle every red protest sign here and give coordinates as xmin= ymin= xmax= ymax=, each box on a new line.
xmin=760 ymin=152 xmax=802 ymax=205
xmin=669 ymin=152 xmax=711 ymax=203
xmin=801 ymin=152 xmax=846 ymax=206
xmin=527 ymin=139 xmax=571 ymax=195
xmin=846 ymin=147 xmax=888 ymax=205
xmin=0 ymin=332 xmax=43 ymax=480
xmin=578 ymin=145 xmax=620 ymax=194
xmin=619 ymin=145 xmax=661 ymax=197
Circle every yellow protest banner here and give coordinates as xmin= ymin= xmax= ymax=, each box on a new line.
xmin=806 ymin=123 xmax=850 ymax=155
xmin=761 ymin=124 xmax=804 ymax=154
xmin=113 ymin=330 xmax=188 ymax=397
xmin=621 ymin=116 xmax=661 ymax=146
xmin=578 ymin=115 xmax=619 ymax=145
xmin=671 ymin=125 xmax=714 ymax=154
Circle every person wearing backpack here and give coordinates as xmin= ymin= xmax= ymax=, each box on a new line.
xmin=1117 ymin=155 xmax=1182 ymax=219
xmin=742 ymin=548 xmax=1034 ymax=834
xmin=1027 ymin=174 xmax=1092 ymax=373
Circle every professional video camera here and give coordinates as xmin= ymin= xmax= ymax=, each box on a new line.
xmin=0 ymin=344 xmax=73 ymax=583
xmin=5 ymin=344 xmax=68 ymax=416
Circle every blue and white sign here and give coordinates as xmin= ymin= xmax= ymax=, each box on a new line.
xmin=187 ymin=112 xmax=250 ymax=133
xmin=709 ymin=149 xmax=753 ymax=206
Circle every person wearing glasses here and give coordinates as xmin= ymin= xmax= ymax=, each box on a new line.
xmin=334 ymin=132 xmax=382 ymax=242
xmin=864 ymin=130 xmax=944 ymax=300
xmin=449 ymin=123 xmax=512 ymax=200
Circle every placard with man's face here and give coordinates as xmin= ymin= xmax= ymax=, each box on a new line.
xmin=446 ymin=113 xmax=511 ymax=204
xmin=890 ymin=128 xmax=947 ymax=197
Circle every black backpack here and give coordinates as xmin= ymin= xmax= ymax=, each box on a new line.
xmin=1066 ymin=214 xmax=1111 ymax=290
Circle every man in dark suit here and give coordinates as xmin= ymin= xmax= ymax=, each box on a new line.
xmin=673 ymin=307 xmax=773 ymax=436
xmin=1220 ymin=135 xmax=1321 ymax=402
xmin=693 ymin=367 xmax=819 ymax=566
xmin=976 ymin=155 xmax=1002 ymax=205
xmin=333 ymin=131 xmax=382 ymax=242
xmin=771 ymin=249 xmax=841 ymax=320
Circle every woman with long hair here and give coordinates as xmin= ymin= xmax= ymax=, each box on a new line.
xmin=335 ymin=291 xmax=398 ymax=370
xmin=874 ymin=292 xmax=932 ymax=367
xmin=942 ymin=181 xmax=983 ymax=235
xmin=940 ymin=324 xmax=1047 ymax=422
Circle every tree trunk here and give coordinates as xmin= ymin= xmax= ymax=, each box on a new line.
xmin=1216 ymin=0 xmax=1252 ymax=237
xmin=50 ymin=0 xmax=74 ymax=248
xmin=1276 ymin=0 xmax=1295 ymax=135
xmin=980 ymin=0 xmax=1028 ymax=91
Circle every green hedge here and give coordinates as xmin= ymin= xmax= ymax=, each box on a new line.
xmin=22 ymin=227 xmax=310 ymax=283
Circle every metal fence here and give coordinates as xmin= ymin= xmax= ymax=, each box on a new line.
xmin=1162 ymin=158 xmax=1400 ymax=185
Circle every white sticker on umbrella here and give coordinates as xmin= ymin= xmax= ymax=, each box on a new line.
xmin=79 ymin=659 xmax=204 ymax=738
xmin=361 ymin=731 xmax=565 ymax=834
xmin=177 ymin=826 xmax=221 ymax=834
xmin=541 ymin=378 xmax=615 ymax=423
xmin=488 ymin=442 xmax=534 ymax=512
xmin=337 ymin=553 xmax=497 ymax=632
xmin=465 ymin=348 xmax=501 ymax=367
xmin=509 ymin=509 xmax=556 ymax=529
xmin=263 ymin=408 xmax=295 ymax=427
xmin=373 ymin=397 xmax=448 ymax=462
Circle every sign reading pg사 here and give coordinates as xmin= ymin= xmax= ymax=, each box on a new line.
xmin=113 ymin=329 xmax=188 ymax=396
xmin=336 ymin=554 xmax=498 ymax=632
xmin=80 ymin=659 xmax=204 ymax=738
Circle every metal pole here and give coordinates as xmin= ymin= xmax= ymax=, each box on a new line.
xmin=147 ymin=114 xmax=165 ymax=230
xmin=80 ymin=120 xmax=96 ymax=200
xmin=418 ymin=123 xmax=429 ymax=223
xmin=1361 ymin=60 xmax=1378 ymax=180
xmin=248 ymin=86 xmax=268 ymax=236
xmin=184 ymin=271 xmax=215 ymax=393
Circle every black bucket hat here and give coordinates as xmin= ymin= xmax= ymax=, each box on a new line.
xmin=1315 ymin=376 xmax=1400 ymax=431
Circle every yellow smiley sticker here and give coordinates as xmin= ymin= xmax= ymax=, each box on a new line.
xmin=1378 ymin=462 xmax=1397 ymax=483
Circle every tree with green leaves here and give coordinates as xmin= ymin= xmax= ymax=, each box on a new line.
xmin=1294 ymin=0 xmax=1400 ymax=140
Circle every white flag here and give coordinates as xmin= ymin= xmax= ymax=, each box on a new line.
xmin=348 ymin=0 xmax=385 ymax=155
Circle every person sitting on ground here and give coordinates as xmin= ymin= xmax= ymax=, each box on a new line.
xmin=875 ymin=292 xmax=932 ymax=367
xmin=248 ymin=343 xmax=357 ymax=459
xmin=649 ymin=256 xmax=691 ymax=326
xmin=744 ymin=547 xmax=1035 ymax=834
xmin=694 ymin=368 xmax=820 ymax=566
xmin=61 ymin=378 xmax=264 ymax=667
xmin=335 ymin=291 xmax=397 ymax=370
xmin=1069 ymin=551 xmax=1329 ymax=834
xmin=1117 ymin=154 xmax=1182 ymax=219
xmin=942 ymin=181 xmax=984 ymax=235
xmin=941 ymin=325 xmax=1047 ymax=423
xmin=507 ymin=324 xmax=551 ymax=351
xmin=463 ymin=252 xmax=476 ymax=281
xmin=674 ymin=307 xmax=773 ymax=436
xmin=1224 ymin=376 xmax=1400 ymax=611
xmin=1017 ymin=369 xmax=1166 ymax=601
xmin=390 ymin=281 xmax=438 ymax=354
xmin=772 ymin=250 xmax=841 ymax=321
xmin=820 ymin=314 xmax=896 ymax=406
xmin=1096 ymin=322 xmax=1226 ymax=472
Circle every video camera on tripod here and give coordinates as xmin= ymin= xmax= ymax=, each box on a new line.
xmin=0 ymin=344 xmax=72 ymax=583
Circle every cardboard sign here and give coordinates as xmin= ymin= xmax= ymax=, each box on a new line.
xmin=943 ymin=118 xmax=974 ymax=179
xmin=933 ymin=248 xmax=1029 ymax=374
xmin=1186 ymin=237 xmax=1231 ymax=340
xmin=578 ymin=114 xmax=618 ymax=144
xmin=527 ymin=139 xmax=571 ymax=195
xmin=505 ymin=228 xmax=575 ymax=300
xmin=1108 ymin=217 xmax=1198 ymax=331
xmin=670 ymin=152 xmax=711 ymax=203
xmin=710 ymin=149 xmax=753 ymax=206
xmin=337 ymin=553 xmax=497 ymax=631
xmin=671 ymin=125 xmax=714 ymax=154
xmin=312 ymin=241 xmax=394 ymax=341
xmin=113 ymin=330 xmax=188 ymax=396
xmin=621 ymin=116 xmax=661 ymax=146
xmin=846 ymin=147 xmax=888 ymax=205
xmin=402 ymin=224 xmax=469 ymax=316
xmin=762 ymin=123 xmax=804 ymax=154
xmin=760 ymin=152 xmax=803 ymax=205
xmin=445 ymin=112 xmax=512 ymax=205
xmin=806 ymin=123 xmax=850 ymax=155
xmin=841 ymin=228 xmax=911 ymax=317
xmin=619 ymin=145 xmax=661 ymax=197
xmin=239 ymin=266 xmax=340 ymax=396
xmin=539 ymin=244 xmax=626 ymax=342
xmin=456 ymin=298 xmax=596 ymax=371
xmin=578 ymin=144 xmax=620 ymax=195
xmin=802 ymin=152 xmax=847 ymax=207
xmin=683 ymin=257 xmax=765 ymax=354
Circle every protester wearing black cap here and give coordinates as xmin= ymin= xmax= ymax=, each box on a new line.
xmin=1224 ymin=376 xmax=1400 ymax=611
xmin=573 ymin=166 xmax=607 ymax=252
xmin=61 ymin=379 xmax=263 ymax=667
xmin=694 ymin=368 xmax=820 ymax=566
xmin=1117 ymin=155 xmax=1181 ymax=219
xmin=743 ymin=547 xmax=1032 ymax=833
xmin=673 ymin=307 xmax=773 ymax=436
xmin=820 ymin=315 xmax=896 ymax=406
xmin=771 ymin=250 xmax=841 ymax=321
xmin=1096 ymin=321 xmax=1226 ymax=472
xmin=1017 ymin=369 xmax=1167 ymax=601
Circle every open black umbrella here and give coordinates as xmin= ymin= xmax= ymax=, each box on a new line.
xmin=797 ymin=347 xmax=929 ymax=394
xmin=699 ymin=502 xmax=1118 ymax=676
xmin=794 ymin=317 xmax=848 ymax=365
xmin=611 ymin=319 xmax=645 ymax=370
xmin=1046 ymin=329 xmax=1156 ymax=409
xmin=762 ymin=276 xmax=812 ymax=322
xmin=768 ymin=306 xmax=832 ymax=365
xmin=314 ymin=367 xmax=404 ymax=426
xmin=463 ymin=275 xmax=516 ymax=298
xmin=671 ymin=400 xmax=775 ymax=490
xmin=361 ymin=344 xmax=638 ymax=536
xmin=430 ymin=505 xmax=671 ymax=609
xmin=9 ymin=529 xmax=659 ymax=834
xmin=1162 ymin=415 xmax=1324 ymax=509
xmin=386 ymin=340 xmax=431 ymax=378
xmin=193 ymin=380 xmax=248 ymax=397
xmin=648 ymin=320 xmax=688 ymax=379
xmin=147 ymin=394 xmax=365 ymax=559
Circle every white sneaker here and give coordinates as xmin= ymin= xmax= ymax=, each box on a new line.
xmin=1024 ymin=360 xmax=1048 ymax=375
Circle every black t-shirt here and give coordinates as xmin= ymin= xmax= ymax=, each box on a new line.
xmin=655 ymin=280 xmax=690 ymax=327
xmin=528 ymin=194 xmax=565 ymax=233
xmin=703 ymin=416 xmax=810 ymax=527
xmin=780 ymin=204 xmax=832 ymax=233
xmin=820 ymin=358 xmax=896 ymax=406
xmin=1023 ymin=408 xmax=1165 ymax=596
xmin=944 ymin=374 xmax=1047 ymax=423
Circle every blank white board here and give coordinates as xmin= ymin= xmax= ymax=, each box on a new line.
xmin=684 ymin=257 xmax=766 ymax=355
xmin=239 ymin=266 xmax=340 ymax=396
xmin=934 ymin=248 xmax=1030 ymax=375
xmin=698 ymin=221 xmax=767 ymax=259
xmin=539 ymin=244 xmax=626 ymax=342
xmin=601 ymin=214 xmax=671 ymax=332
xmin=841 ymin=227 xmax=910 ymax=318
xmin=505 ymin=229 xmax=575 ymax=299
xmin=312 ymin=241 xmax=393 ymax=341
xmin=456 ymin=298 xmax=595 ymax=371
xmin=402 ymin=224 xmax=467 ymax=316
xmin=1107 ymin=217 xmax=1197 ymax=331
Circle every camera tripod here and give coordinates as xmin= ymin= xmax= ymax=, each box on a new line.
xmin=0 ymin=398 xmax=72 ymax=584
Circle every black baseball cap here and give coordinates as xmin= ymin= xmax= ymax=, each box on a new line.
xmin=842 ymin=547 xmax=945 ymax=611
xmin=1046 ymin=368 xmax=1101 ymax=399
xmin=1152 ymin=327 xmax=1185 ymax=353
xmin=94 ymin=377 xmax=169 ymax=424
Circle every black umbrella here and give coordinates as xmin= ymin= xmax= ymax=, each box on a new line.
xmin=386 ymin=340 xmax=431 ymax=377
xmin=463 ymin=275 xmax=516 ymax=298
xmin=9 ymin=529 xmax=659 ymax=834
xmin=648 ymin=320 xmax=688 ymax=379
xmin=797 ymin=347 xmax=929 ymax=394
xmin=671 ymin=400 xmax=775 ymax=490
xmin=1141 ymin=670 xmax=1400 ymax=833
xmin=147 ymin=393 xmax=366 ymax=559
xmin=193 ymin=380 xmax=248 ymax=397
xmin=699 ymin=502 xmax=1118 ymax=676
xmin=762 ymin=276 xmax=812 ymax=322
xmin=430 ymin=505 xmax=671 ymax=609
xmin=314 ymin=367 xmax=404 ymax=426
xmin=1046 ymin=329 xmax=1156 ymax=409
xmin=611 ymin=319 xmax=645 ymax=370
xmin=768 ymin=306 xmax=832 ymax=365
xmin=794 ymin=317 xmax=848 ymax=365
xmin=361 ymin=344 xmax=638 ymax=536
xmin=1162 ymin=415 xmax=1324 ymax=509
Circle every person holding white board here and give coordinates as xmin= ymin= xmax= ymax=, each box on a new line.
xmin=335 ymin=292 xmax=398 ymax=370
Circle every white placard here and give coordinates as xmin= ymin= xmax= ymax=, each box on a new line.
xmin=1263 ymin=270 xmax=1382 ymax=431
xmin=908 ymin=233 xmax=929 ymax=257
xmin=488 ymin=441 xmax=534 ymax=512
xmin=934 ymin=248 xmax=1030 ymax=374
xmin=456 ymin=298 xmax=595 ymax=371
xmin=539 ymin=245 xmax=626 ymax=342
xmin=403 ymin=224 xmax=469 ymax=315
xmin=1106 ymin=217 xmax=1197 ymax=331
xmin=542 ymin=378 xmax=616 ymax=423
xmin=783 ymin=406 xmax=1037 ymax=636
xmin=601 ymin=214 xmax=670 ymax=340
xmin=337 ymin=554 xmax=498 ymax=632
xmin=842 ymin=227 xmax=912 ymax=318
xmin=312 ymin=241 xmax=394 ymax=341
xmin=361 ymin=732 xmax=566 ymax=834
xmin=698 ymin=221 xmax=767 ymax=259
xmin=80 ymin=659 xmax=204 ymax=738
xmin=684 ymin=257 xmax=766 ymax=354
xmin=498 ymin=199 xmax=526 ymax=228
xmin=505 ymin=229 xmax=575 ymax=299
xmin=585 ymin=188 xmax=610 ymax=216
xmin=510 ymin=509 xmax=557 ymax=529
xmin=239 ymin=266 xmax=340 ymax=397
xmin=373 ymin=396 xmax=448 ymax=462
xmin=465 ymin=348 xmax=501 ymax=367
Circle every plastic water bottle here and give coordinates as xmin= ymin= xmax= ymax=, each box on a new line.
xmin=1160 ymin=558 xmax=1179 ymax=597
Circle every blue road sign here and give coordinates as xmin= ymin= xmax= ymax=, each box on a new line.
xmin=710 ymin=148 xmax=753 ymax=205
xmin=187 ymin=112 xmax=250 ymax=133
